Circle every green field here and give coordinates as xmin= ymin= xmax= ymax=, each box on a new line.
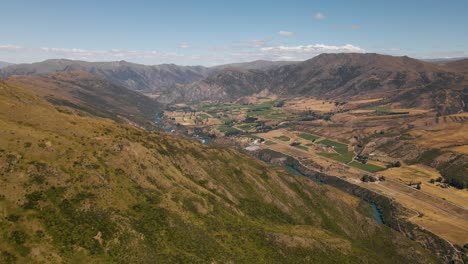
xmin=242 ymin=134 xmax=260 ymax=140
xmin=247 ymin=109 xmax=275 ymax=117
xmin=369 ymin=106 xmax=392 ymax=113
xmin=264 ymin=141 xmax=277 ymax=145
xmin=218 ymin=125 xmax=241 ymax=134
xmin=274 ymin=136 xmax=290 ymax=141
xmin=198 ymin=113 xmax=211 ymax=119
xmin=317 ymin=152 xmax=355 ymax=164
xmin=298 ymin=133 xmax=319 ymax=142
xmin=317 ymin=139 xmax=349 ymax=155
xmin=294 ymin=145 xmax=309 ymax=151
xmin=349 ymin=161 xmax=385 ymax=172
xmin=238 ymin=124 xmax=256 ymax=131
xmin=369 ymin=106 xmax=408 ymax=115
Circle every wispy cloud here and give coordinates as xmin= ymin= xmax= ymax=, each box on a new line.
xmin=0 ymin=42 xmax=365 ymax=65
xmin=7 ymin=46 xmax=184 ymax=62
xmin=0 ymin=44 xmax=23 ymax=51
xmin=314 ymin=12 xmax=325 ymax=20
xmin=179 ymin=42 xmax=189 ymax=49
xmin=277 ymin=31 xmax=296 ymax=37
xmin=259 ymin=44 xmax=365 ymax=60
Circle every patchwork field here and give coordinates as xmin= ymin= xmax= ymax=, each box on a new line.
xmin=163 ymin=96 xmax=468 ymax=246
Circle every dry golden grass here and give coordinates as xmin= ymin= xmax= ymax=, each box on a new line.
xmin=347 ymin=98 xmax=383 ymax=105
xmin=256 ymin=131 xmax=468 ymax=245
xmin=380 ymin=165 xmax=468 ymax=208
xmin=348 ymin=109 xmax=375 ymax=114
xmin=380 ymin=165 xmax=437 ymax=183
xmin=447 ymin=145 xmax=468 ymax=155
xmin=410 ymin=123 xmax=468 ymax=150
xmin=356 ymin=180 xmax=468 ymax=245
xmin=164 ymin=111 xmax=196 ymax=126
xmin=283 ymin=97 xmax=336 ymax=112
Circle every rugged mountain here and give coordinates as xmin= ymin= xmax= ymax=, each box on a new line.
xmin=0 ymin=81 xmax=439 ymax=263
xmin=0 ymin=59 xmax=215 ymax=94
xmin=2 ymin=54 xmax=467 ymax=114
xmin=213 ymin=60 xmax=299 ymax=71
xmin=168 ymin=68 xmax=272 ymax=102
xmin=171 ymin=53 xmax=467 ymax=114
xmin=445 ymin=59 xmax=468 ymax=73
xmin=424 ymin=57 xmax=468 ymax=64
xmin=0 ymin=61 xmax=12 ymax=69
xmin=6 ymin=71 xmax=162 ymax=127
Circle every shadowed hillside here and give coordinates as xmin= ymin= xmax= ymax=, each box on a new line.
xmin=0 ymin=81 xmax=438 ymax=263
xmin=0 ymin=61 xmax=13 ymax=69
xmin=0 ymin=59 xmax=215 ymax=94
xmin=6 ymin=71 xmax=162 ymax=128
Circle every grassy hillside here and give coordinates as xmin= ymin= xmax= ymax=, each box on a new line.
xmin=6 ymin=71 xmax=162 ymax=128
xmin=0 ymin=81 xmax=437 ymax=263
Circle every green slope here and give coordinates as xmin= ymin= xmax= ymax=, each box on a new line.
xmin=0 ymin=82 xmax=437 ymax=263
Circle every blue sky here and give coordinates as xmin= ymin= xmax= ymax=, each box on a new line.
xmin=1 ymin=0 xmax=467 ymax=65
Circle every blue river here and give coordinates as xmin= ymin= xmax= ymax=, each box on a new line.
xmin=284 ymin=164 xmax=325 ymax=185
xmin=284 ymin=164 xmax=384 ymax=224
xmin=368 ymin=201 xmax=384 ymax=224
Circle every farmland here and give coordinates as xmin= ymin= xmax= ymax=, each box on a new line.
xmin=162 ymin=95 xmax=468 ymax=246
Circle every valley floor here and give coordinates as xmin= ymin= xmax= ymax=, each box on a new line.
xmin=163 ymin=95 xmax=468 ymax=248
xmin=256 ymin=129 xmax=468 ymax=246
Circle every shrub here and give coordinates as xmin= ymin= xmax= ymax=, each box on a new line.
xmin=9 ymin=230 xmax=28 ymax=245
xmin=6 ymin=214 xmax=20 ymax=222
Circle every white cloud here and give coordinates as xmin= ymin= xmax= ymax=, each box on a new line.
xmin=179 ymin=42 xmax=189 ymax=49
xmin=314 ymin=12 xmax=325 ymax=20
xmin=277 ymin=31 xmax=296 ymax=37
xmin=0 ymin=44 xmax=23 ymax=51
xmin=0 ymin=44 xmax=189 ymax=64
xmin=0 ymin=42 xmax=366 ymax=66
xmin=259 ymin=44 xmax=365 ymax=60
xmin=260 ymin=44 xmax=364 ymax=53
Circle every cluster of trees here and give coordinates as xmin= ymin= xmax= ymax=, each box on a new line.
xmin=361 ymin=175 xmax=385 ymax=182
xmin=385 ymin=161 xmax=401 ymax=169
xmin=428 ymin=176 xmax=464 ymax=189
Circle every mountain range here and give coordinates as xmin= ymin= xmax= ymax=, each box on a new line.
xmin=0 ymin=61 xmax=12 ymax=69
xmin=168 ymin=53 xmax=468 ymax=115
xmin=0 ymin=59 xmax=215 ymax=94
xmin=1 ymin=53 xmax=467 ymax=115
